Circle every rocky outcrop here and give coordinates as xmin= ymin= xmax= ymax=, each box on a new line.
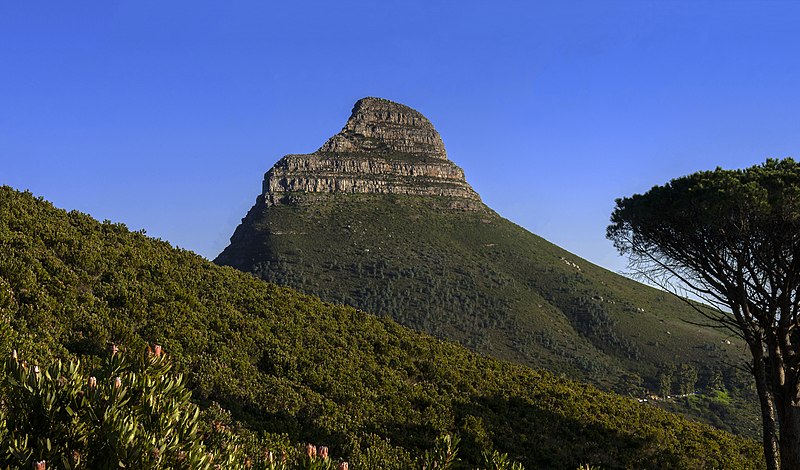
xmin=259 ymin=97 xmax=483 ymax=210
xmin=318 ymin=97 xmax=448 ymax=158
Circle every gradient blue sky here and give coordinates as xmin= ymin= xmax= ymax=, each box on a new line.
xmin=2 ymin=1 xmax=798 ymax=273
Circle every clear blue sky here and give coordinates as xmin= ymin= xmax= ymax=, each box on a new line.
xmin=2 ymin=1 xmax=798 ymax=273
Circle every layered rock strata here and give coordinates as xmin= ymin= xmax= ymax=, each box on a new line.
xmin=260 ymin=97 xmax=483 ymax=209
xmin=318 ymin=97 xmax=448 ymax=158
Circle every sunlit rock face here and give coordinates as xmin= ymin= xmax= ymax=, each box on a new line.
xmin=260 ymin=97 xmax=483 ymax=209
xmin=318 ymin=97 xmax=448 ymax=158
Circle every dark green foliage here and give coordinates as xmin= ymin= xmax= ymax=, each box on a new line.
xmin=216 ymin=192 xmax=758 ymax=434
xmin=658 ymin=367 xmax=674 ymax=397
xmin=706 ymin=368 xmax=725 ymax=394
xmin=417 ymin=434 xmax=459 ymax=470
xmin=0 ymin=347 xmax=214 ymax=468
xmin=678 ymin=364 xmax=698 ymax=395
xmin=480 ymin=450 xmax=524 ymax=470
xmin=607 ymin=158 xmax=800 ymax=470
xmin=0 ymin=187 xmax=764 ymax=468
xmin=0 ymin=348 xmax=378 ymax=469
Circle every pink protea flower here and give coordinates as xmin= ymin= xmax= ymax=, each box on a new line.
xmin=88 ymin=376 xmax=97 ymax=389
xmin=153 ymin=344 xmax=162 ymax=357
xmin=339 ymin=462 xmax=349 ymax=470
xmin=33 ymin=461 xmax=46 ymax=470
xmin=306 ymin=444 xmax=317 ymax=458
xmin=113 ymin=376 xmax=122 ymax=389
xmin=319 ymin=446 xmax=329 ymax=459
xmin=110 ymin=344 xmax=119 ymax=356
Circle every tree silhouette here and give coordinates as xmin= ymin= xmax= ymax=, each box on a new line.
xmin=608 ymin=158 xmax=800 ymax=470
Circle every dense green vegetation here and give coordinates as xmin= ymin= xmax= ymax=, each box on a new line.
xmin=216 ymin=193 xmax=759 ymax=434
xmin=2 ymin=346 xmax=511 ymax=469
xmin=0 ymin=187 xmax=763 ymax=468
xmin=1 ymin=346 xmax=221 ymax=468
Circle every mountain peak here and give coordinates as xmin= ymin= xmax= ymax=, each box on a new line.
xmin=256 ymin=98 xmax=482 ymax=209
xmin=318 ymin=97 xmax=447 ymax=159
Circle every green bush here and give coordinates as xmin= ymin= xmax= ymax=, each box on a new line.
xmin=480 ymin=450 xmax=524 ymax=470
xmin=0 ymin=346 xmax=346 ymax=469
xmin=0 ymin=345 xmax=215 ymax=469
xmin=1 ymin=347 xmax=502 ymax=470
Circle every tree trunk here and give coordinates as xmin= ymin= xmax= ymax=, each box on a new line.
xmin=753 ymin=350 xmax=780 ymax=470
xmin=779 ymin=403 xmax=800 ymax=470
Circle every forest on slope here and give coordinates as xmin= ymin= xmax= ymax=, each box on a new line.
xmin=0 ymin=186 xmax=762 ymax=468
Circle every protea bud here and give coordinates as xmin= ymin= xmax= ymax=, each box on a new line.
xmin=33 ymin=365 xmax=40 ymax=375
xmin=319 ymin=446 xmax=329 ymax=459
xmin=88 ymin=376 xmax=97 ymax=389
xmin=11 ymin=349 xmax=17 ymax=361
xmin=110 ymin=343 xmax=119 ymax=356
xmin=113 ymin=376 xmax=122 ymax=389
xmin=33 ymin=461 xmax=46 ymax=470
xmin=338 ymin=462 xmax=349 ymax=470
xmin=153 ymin=343 xmax=162 ymax=357
xmin=306 ymin=443 xmax=317 ymax=458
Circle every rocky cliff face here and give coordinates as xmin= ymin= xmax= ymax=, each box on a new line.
xmin=260 ymin=97 xmax=483 ymax=210
xmin=318 ymin=97 xmax=448 ymax=158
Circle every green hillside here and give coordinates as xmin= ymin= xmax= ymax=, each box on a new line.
xmin=215 ymin=193 xmax=759 ymax=435
xmin=0 ymin=186 xmax=762 ymax=468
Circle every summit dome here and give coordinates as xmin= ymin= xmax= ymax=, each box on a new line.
xmin=318 ymin=97 xmax=448 ymax=159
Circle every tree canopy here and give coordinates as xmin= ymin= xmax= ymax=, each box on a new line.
xmin=608 ymin=158 xmax=800 ymax=470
